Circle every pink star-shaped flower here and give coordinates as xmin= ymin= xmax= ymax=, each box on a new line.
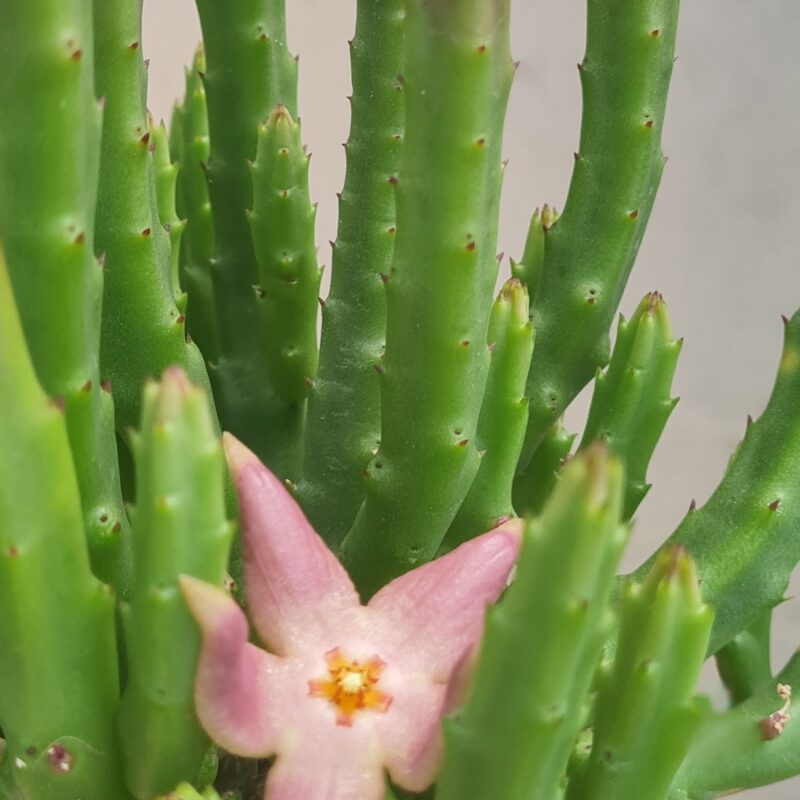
xmin=180 ymin=434 xmax=521 ymax=800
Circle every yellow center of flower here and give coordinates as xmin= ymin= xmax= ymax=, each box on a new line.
xmin=308 ymin=647 xmax=392 ymax=726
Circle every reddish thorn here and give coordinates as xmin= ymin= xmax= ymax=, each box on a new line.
xmin=688 ymin=498 xmax=697 ymax=512
xmin=512 ymin=60 xmax=520 ymax=71
xmin=475 ymin=137 xmax=486 ymax=147
xmin=488 ymin=342 xmax=497 ymax=353
xmin=496 ymin=252 xmax=504 ymax=262
xmin=387 ymin=226 xmax=396 ymax=235
xmin=460 ymin=339 xmax=470 ymax=347
xmin=303 ymin=376 xmax=315 ymax=388
xmin=185 ymin=333 xmax=193 ymax=344
xmin=396 ymin=73 xmax=405 ymax=84
xmin=644 ymin=119 xmax=654 ymax=129
xmin=466 ymin=241 xmax=476 ymax=252
xmin=318 ymin=296 xmax=326 ymax=308
xmin=258 ymin=33 xmax=268 ymax=42
xmin=51 ymin=395 xmax=65 ymax=411
xmin=782 ymin=314 xmax=790 ymax=325
xmin=387 ymin=175 xmax=398 ymax=185
xmin=650 ymin=29 xmax=661 ymax=37
xmin=144 ymin=58 xmax=150 ymax=70
xmin=74 ymin=231 xmax=85 ymax=245
xmin=502 ymin=158 xmax=509 ymax=169
xmin=329 ymin=240 xmax=336 ymax=249
xmin=628 ymin=209 xmax=639 ymax=219
xmin=71 ymin=49 xmax=83 ymax=61
xmin=379 ymin=273 xmax=389 ymax=284
xmin=81 ymin=380 xmax=92 ymax=393
xmin=477 ymin=44 xmax=487 ymax=53
xmin=373 ymin=363 xmax=384 ymax=374
xmin=6 ymin=546 xmax=18 ymax=557
xmin=574 ymin=152 xmax=580 ymax=161
xmin=769 ymin=499 xmax=781 ymax=512
xmin=129 ymin=41 xmax=140 ymax=50
xmin=456 ymin=439 xmax=470 ymax=447
xmin=139 ymin=132 xmax=150 ymax=145
xmin=101 ymin=379 xmax=112 ymax=393
xmin=112 ymin=521 xmax=122 ymax=533
xmin=747 ymin=414 xmax=754 ymax=427
xmin=141 ymin=227 xmax=151 ymax=237
xmin=577 ymin=62 xmax=584 ymax=72
xmin=177 ymin=314 xmax=186 ymax=324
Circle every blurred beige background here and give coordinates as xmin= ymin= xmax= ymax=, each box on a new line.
xmin=143 ymin=2 xmax=800 ymax=796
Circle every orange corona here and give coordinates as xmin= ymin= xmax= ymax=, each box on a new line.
xmin=308 ymin=647 xmax=393 ymax=726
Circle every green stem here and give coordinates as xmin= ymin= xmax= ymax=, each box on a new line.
xmin=193 ymin=0 xmax=301 ymax=474
xmin=297 ymin=0 xmax=404 ymax=549
xmin=93 ymin=0 xmax=216 ymax=435
xmin=566 ymin=548 xmax=712 ymax=800
xmin=177 ymin=47 xmax=221 ymax=366
xmin=118 ymin=369 xmax=231 ymax=798
xmin=669 ymin=650 xmax=800 ymax=798
xmin=0 ymin=0 xmax=132 ymax=597
xmin=341 ymin=0 xmax=515 ymax=597
xmin=578 ymin=292 xmax=680 ymax=520
xmin=715 ymin=612 xmax=773 ymax=705
xmin=443 ymin=278 xmax=533 ymax=550
xmin=516 ymin=0 xmax=680 ymax=473
xmin=632 ymin=310 xmax=800 ymax=654
xmin=0 ymin=247 xmax=128 ymax=799
xmin=249 ymin=106 xmax=320 ymax=404
xmin=436 ymin=446 xmax=627 ymax=800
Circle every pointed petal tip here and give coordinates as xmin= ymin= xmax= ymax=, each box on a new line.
xmin=222 ymin=432 xmax=260 ymax=478
xmin=179 ymin=574 xmax=243 ymax=635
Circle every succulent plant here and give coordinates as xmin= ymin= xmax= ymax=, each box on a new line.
xmin=0 ymin=0 xmax=797 ymax=798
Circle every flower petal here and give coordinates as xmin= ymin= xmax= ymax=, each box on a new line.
xmin=223 ymin=434 xmax=361 ymax=655
xmin=368 ymin=519 xmax=522 ymax=680
xmin=179 ymin=575 xmax=278 ymax=757
xmin=373 ymin=676 xmax=446 ymax=793
xmin=264 ymin=735 xmax=385 ymax=800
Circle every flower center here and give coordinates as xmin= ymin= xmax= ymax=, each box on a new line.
xmin=308 ymin=646 xmax=393 ymax=726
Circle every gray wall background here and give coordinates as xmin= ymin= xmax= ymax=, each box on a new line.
xmin=143 ymin=2 xmax=800 ymax=796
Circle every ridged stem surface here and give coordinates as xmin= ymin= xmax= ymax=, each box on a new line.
xmin=249 ymin=106 xmax=320 ymax=404
xmin=0 ymin=250 xmax=127 ymax=800
xmin=0 ymin=0 xmax=132 ymax=596
xmin=516 ymin=0 xmax=680 ymax=473
xmin=117 ymin=369 xmax=231 ymax=798
xmin=93 ymin=0 xmax=215 ymax=434
xmin=176 ymin=48 xmax=221 ymax=365
xmin=341 ymin=0 xmax=514 ymax=596
xmin=436 ymin=447 xmax=627 ymax=800
xmin=566 ymin=548 xmax=712 ymax=800
xmin=578 ymin=291 xmax=680 ymax=519
xmin=715 ymin=612 xmax=773 ymax=705
xmin=297 ymin=0 xmax=404 ymax=547
xmin=443 ymin=278 xmax=533 ymax=549
xmin=632 ymin=310 xmax=800 ymax=654
xmin=193 ymin=0 xmax=301 ymax=474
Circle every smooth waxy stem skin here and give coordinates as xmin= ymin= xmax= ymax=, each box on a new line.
xmin=93 ymin=0 xmax=215 ymax=434
xmin=633 ymin=309 xmax=800 ymax=654
xmin=175 ymin=47 xmax=221 ymax=366
xmin=579 ymin=291 xmax=681 ymax=519
xmin=193 ymin=0 xmax=301 ymax=472
xmin=0 ymin=249 xmax=127 ymax=799
xmin=298 ymin=0 xmax=404 ymax=549
xmin=341 ymin=0 xmax=515 ymax=597
xmin=566 ymin=547 xmax=712 ymax=800
xmin=181 ymin=435 xmax=520 ymax=800
xmin=715 ymin=612 xmax=773 ymax=704
xmin=249 ymin=106 xmax=321 ymax=404
xmin=118 ymin=368 xmax=232 ymax=798
xmin=669 ymin=651 xmax=800 ymax=798
xmin=516 ymin=0 xmax=679 ymax=474
xmin=0 ymin=0 xmax=132 ymax=596
xmin=443 ymin=278 xmax=534 ymax=550
xmin=436 ymin=446 xmax=627 ymax=800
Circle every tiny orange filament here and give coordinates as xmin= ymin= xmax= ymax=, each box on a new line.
xmin=308 ymin=647 xmax=392 ymax=726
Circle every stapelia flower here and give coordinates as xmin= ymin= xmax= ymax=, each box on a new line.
xmin=180 ymin=434 xmax=521 ymax=800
